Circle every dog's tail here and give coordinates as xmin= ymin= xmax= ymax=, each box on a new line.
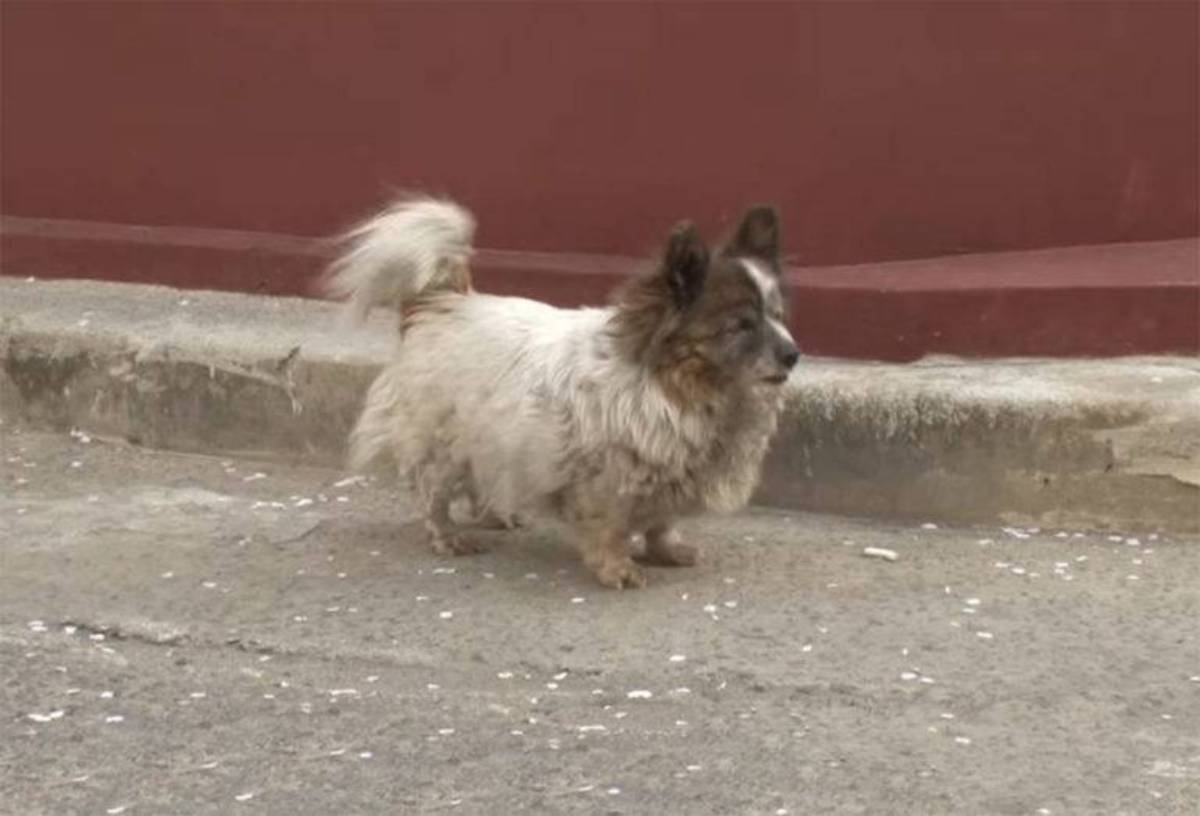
xmin=322 ymin=197 xmax=476 ymax=322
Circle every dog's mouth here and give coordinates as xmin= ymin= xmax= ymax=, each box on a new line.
xmin=761 ymin=373 xmax=789 ymax=385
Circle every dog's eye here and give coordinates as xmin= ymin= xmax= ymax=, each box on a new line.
xmin=735 ymin=316 xmax=757 ymax=332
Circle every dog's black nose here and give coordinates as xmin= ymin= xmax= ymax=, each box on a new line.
xmin=779 ymin=345 xmax=800 ymax=369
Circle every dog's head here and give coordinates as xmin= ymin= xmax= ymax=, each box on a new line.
xmin=612 ymin=206 xmax=799 ymax=401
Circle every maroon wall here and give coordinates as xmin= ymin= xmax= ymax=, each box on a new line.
xmin=2 ymin=1 xmax=1197 ymax=265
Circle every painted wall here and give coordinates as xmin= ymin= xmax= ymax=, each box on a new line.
xmin=2 ymin=1 xmax=1197 ymax=266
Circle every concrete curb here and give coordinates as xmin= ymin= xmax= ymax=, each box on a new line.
xmin=3 ymin=277 xmax=1197 ymax=532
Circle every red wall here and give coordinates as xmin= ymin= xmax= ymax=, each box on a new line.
xmin=2 ymin=1 xmax=1197 ymax=265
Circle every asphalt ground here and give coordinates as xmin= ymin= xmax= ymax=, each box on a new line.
xmin=2 ymin=427 xmax=1197 ymax=815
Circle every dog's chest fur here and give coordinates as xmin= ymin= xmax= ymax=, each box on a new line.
xmin=551 ymin=347 xmax=784 ymax=524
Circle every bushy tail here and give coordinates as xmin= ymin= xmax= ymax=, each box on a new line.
xmin=323 ymin=197 xmax=477 ymax=322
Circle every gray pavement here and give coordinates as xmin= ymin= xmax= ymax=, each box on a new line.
xmin=2 ymin=427 xmax=1198 ymax=815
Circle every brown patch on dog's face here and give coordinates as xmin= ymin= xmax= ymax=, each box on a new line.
xmin=610 ymin=207 xmax=799 ymax=402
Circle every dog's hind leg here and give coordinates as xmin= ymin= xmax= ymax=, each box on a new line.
xmin=417 ymin=460 xmax=487 ymax=556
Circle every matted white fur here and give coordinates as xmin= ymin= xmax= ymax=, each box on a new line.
xmin=352 ymin=291 xmax=767 ymax=520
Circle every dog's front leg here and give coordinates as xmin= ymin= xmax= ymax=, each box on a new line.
xmin=577 ymin=520 xmax=647 ymax=590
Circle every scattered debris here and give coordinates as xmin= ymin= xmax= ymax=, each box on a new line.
xmin=863 ymin=547 xmax=898 ymax=562
xmin=27 ymin=711 xmax=64 ymax=723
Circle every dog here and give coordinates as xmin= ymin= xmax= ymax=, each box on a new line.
xmin=324 ymin=198 xmax=798 ymax=588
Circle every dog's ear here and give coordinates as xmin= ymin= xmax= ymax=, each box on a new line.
xmin=662 ymin=221 xmax=708 ymax=309
xmin=724 ymin=205 xmax=780 ymax=265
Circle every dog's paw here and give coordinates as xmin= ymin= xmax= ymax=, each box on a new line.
xmin=591 ymin=557 xmax=648 ymax=590
xmin=638 ymin=538 xmax=698 ymax=567
xmin=429 ymin=532 xmax=488 ymax=557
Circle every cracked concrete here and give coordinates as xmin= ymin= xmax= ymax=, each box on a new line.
xmin=2 ymin=427 xmax=1200 ymax=815
xmin=2 ymin=276 xmax=1198 ymax=531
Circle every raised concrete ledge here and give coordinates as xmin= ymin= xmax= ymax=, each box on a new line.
xmin=758 ymin=356 xmax=1198 ymax=532
xmin=2 ymin=277 xmax=1197 ymax=532
xmin=0 ymin=278 xmax=388 ymax=465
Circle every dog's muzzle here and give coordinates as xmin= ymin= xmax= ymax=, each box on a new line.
xmin=762 ymin=343 xmax=799 ymax=384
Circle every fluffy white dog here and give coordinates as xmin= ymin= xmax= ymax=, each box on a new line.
xmin=325 ymin=198 xmax=797 ymax=588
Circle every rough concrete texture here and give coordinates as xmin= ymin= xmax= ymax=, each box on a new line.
xmin=760 ymin=356 xmax=1200 ymax=533
xmin=2 ymin=277 xmax=1197 ymax=532
xmin=2 ymin=428 xmax=1199 ymax=815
